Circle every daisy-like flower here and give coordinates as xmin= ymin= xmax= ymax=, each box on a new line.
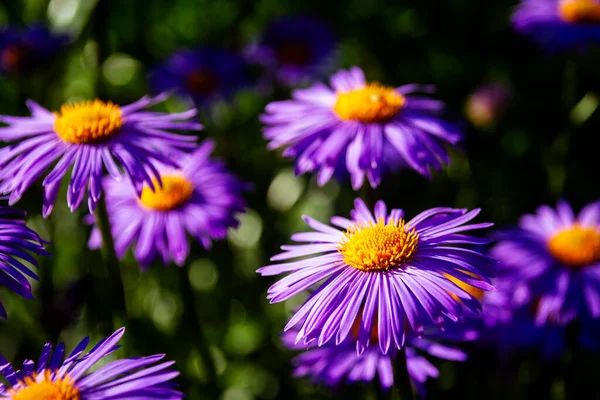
xmin=244 ymin=15 xmax=337 ymax=87
xmin=149 ymin=47 xmax=247 ymax=106
xmin=512 ymin=0 xmax=600 ymax=50
xmin=0 ymin=94 xmax=201 ymax=217
xmin=261 ymin=66 xmax=463 ymax=190
xmin=284 ymin=320 xmax=475 ymax=395
xmin=87 ymin=140 xmax=246 ymax=267
xmin=0 ymin=327 xmax=182 ymax=399
xmin=0 ymin=25 xmax=68 ymax=75
xmin=258 ymin=198 xmax=495 ymax=354
xmin=0 ymin=206 xmax=48 ymax=319
xmin=491 ymin=201 xmax=600 ymax=325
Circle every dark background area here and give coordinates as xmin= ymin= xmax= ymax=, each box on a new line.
xmin=1 ymin=0 xmax=600 ymax=399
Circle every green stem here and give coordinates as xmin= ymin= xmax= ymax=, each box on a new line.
xmin=393 ymin=348 xmax=414 ymax=400
xmin=95 ymin=196 xmax=127 ymax=324
xmin=178 ymin=267 xmax=218 ymax=389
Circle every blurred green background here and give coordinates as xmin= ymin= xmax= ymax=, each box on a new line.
xmin=1 ymin=0 xmax=600 ymax=399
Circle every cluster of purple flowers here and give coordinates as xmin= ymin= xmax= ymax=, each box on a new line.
xmin=0 ymin=0 xmax=599 ymax=397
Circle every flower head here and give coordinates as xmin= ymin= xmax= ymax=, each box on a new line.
xmin=261 ymin=66 xmax=463 ymax=190
xmin=149 ymin=47 xmax=247 ymax=106
xmin=0 ymin=327 xmax=182 ymax=399
xmin=512 ymin=0 xmax=600 ymax=50
xmin=0 ymin=206 xmax=48 ymax=319
xmin=284 ymin=319 xmax=475 ymax=395
xmin=0 ymin=94 xmax=201 ymax=217
xmin=258 ymin=198 xmax=495 ymax=354
xmin=87 ymin=140 xmax=247 ymax=267
xmin=491 ymin=201 xmax=600 ymax=325
xmin=465 ymin=82 xmax=512 ymax=129
xmin=244 ymin=15 xmax=337 ymax=87
xmin=0 ymin=25 xmax=68 ymax=74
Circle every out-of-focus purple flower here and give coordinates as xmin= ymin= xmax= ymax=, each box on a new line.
xmin=87 ymin=140 xmax=247 ymax=267
xmin=284 ymin=318 xmax=475 ymax=395
xmin=0 ymin=205 xmax=48 ymax=319
xmin=465 ymin=82 xmax=512 ymax=129
xmin=512 ymin=0 xmax=600 ymax=50
xmin=0 ymin=327 xmax=182 ymax=399
xmin=0 ymin=25 xmax=68 ymax=74
xmin=491 ymin=201 xmax=600 ymax=326
xmin=261 ymin=66 xmax=463 ymax=190
xmin=149 ymin=47 xmax=247 ymax=106
xmin=258 ymin=198 xmax=495 ymax=355
xmin=244 ymin=15 xmax=337 ymax=88
xmin=0 ymin=94 xmax=201 ymax=217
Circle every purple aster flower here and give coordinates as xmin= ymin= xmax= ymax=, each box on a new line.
xmin=149 ymin=47 xmax=247 ymax=106
xmin=86 ymin=140 xmax=246 ymax=267
xmin=258 ymin=198 xmax=495 ymax=354
xmin=244 ymin=15 xmax=337 ymax=87
xmin=0 ymin=327 xmax=182 ymax=399
xmin=476 ymin=287 xmax=568 ymax=358
xmin=283 ymin=318 xmax=475 ymax=396
xmin=0 ymin=205 xmax=48 ymax=319
xmin=490 ymin=201 xmax=600 ymax=326
xmin=512 ymin=0 xmax=600 ymax=50
xmin=0 ymin=24 xmax=68 ymax=75
xmin=465 ymin=82 xmax=512 ymax=130
xmin=0 ymin=94 xmax=201 ymax=217
xmin=261 ymin=66 xmax=463 ymax=190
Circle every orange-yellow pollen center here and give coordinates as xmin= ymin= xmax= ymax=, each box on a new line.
xmin=548 ymin=225 xmax=600 ymax=268
xmin=339 ymin=217 xmax=419 ymax=271
xmin=140 ymin=175 xmax=194 ymax=211
xmin=333 ymin=83 xmax=406 ymax=123
xmin=8 ymin=370 xmax=80 ymax=400
xmin=53 ymin=100 xmax=123 ymax=144
xmin=444 ymin=271 xmax=485 ymax=301
xmin=559 ymin=0 xmax=600 ymax=23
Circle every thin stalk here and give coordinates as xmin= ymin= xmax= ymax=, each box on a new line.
xmin=95 ymin=196 xmax=127 ymax=323
xmin=393 ymin=348 xmax=414 ymax=400
xmin=178 ymin=267 xmax=218 ymax=389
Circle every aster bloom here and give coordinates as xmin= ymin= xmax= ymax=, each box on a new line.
xmin=0 ymin=206 xmax=48 ymax=319
xmin=0 ymin=25 xmax=68 ymax=74
xmin=244 ymin=15 xmax=336 ymax=87
xmin=0 ymin=327 xmax=182 ymax=399
xmin=87 ymin=140 xmax=246 ymax=267
xmin=0 ymin=94 xmax=201 ymax=217
xmin=261 ymin=66 xmax=463 ymax=190
xmin=491 ymin=201 xmax=600 ymax=326
xmin=284 ymin=321 xmax=474 ymax=395
xmin=149 ymin=47 xmax=247 ymax=106
xmin=258 ymin=198 xmax=495 ymax=354
xmin=512 ymin=0 xmax=600 ymax=50
xmin=464 ymin=82 xmax=512 ymax=130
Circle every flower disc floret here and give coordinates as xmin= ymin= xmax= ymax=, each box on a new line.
xmin=333 ymin=84 xmax=406 ymax=123
xmin=53 ymin=100 xmax=123 ymax=144
xmin=140 ymin=175 xmax=194 ymax=211
xmin=548 ymin=225 xmax=600 ymax=267
xmin=8 ymin=371 xmax=79 ymax=400
xmin=339 ymin=218 xmax=418 ymax=271
xmin=559 ymin=0 xmax=600 ymax=23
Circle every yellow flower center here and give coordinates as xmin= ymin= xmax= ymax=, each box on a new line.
xmin=333 ymin=84 xmax=406 ymax=123
xmin=339 ymin=217 xmax=419 ymax=271
xmin=139 ymin=175 xmax=194 ymax=211
xmin=548 ymin=225 xmax=600 ymax=268
xmin=559 ymin=0 xmax=600 ymax=23
xmin=53 ymin=100 xmax=123 ymax=144
xmin=444 ymin=272 xmax=484 ymax=301
xmin=8 ymin=370 xmax=80 ymax=400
